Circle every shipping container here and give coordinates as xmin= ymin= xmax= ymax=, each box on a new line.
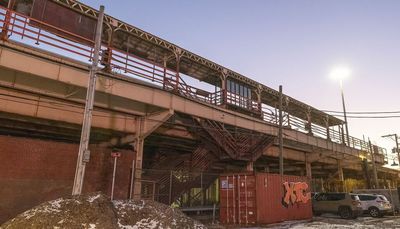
xmin=220 ymin=172 xmax=312 ymax=225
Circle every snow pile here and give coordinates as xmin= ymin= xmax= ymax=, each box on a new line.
xmin=1 ymin=192 xmax=207 ymax=229
xmin=291 ymin=222 xmax=375 ymax=229
xmin=113 ymin=199 xmax=206 ymax=229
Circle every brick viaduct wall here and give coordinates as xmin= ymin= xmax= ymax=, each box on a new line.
xmin=0 ymin=135 xmax=134 ymax=224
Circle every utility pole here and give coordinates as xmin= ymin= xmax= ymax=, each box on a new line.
xmin=368 ymin=138 xmax=379 ymax=189
xmin=382 ymin=134 xmax=400 ymax=168
xmin=278 ymin=85 xmax=284 ymax=176
xmin=72 ymin=5 xmax=105 ymax=195
xmin=339 ymin=79 xmax=350 ymax=145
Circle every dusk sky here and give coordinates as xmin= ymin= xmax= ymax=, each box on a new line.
xmin=83 ymin=0 xmax=400 ymax=162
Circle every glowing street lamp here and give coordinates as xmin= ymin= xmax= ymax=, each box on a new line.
xmin=330 ymin=66 xmax=351 ymax=145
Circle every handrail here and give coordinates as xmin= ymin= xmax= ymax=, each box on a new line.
xmin=0 ymin=5 xmax=387 ymax=161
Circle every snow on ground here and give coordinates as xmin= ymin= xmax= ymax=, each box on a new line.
xmin=266 ymin=215 xmax=400 ymax=229
xmin=113 ymin=199 xmax=206 ymax=229
xmin=87 ymin=194 xmax=101 ymax=203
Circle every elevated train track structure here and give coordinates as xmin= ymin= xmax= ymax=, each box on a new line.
xmin=0 ymin=0 xmax=398 ymax=217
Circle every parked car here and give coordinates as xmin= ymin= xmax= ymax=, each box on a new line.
xmin=353 ymin=194 xmax=392 ymax=217
xmin=353 ymin=189 xmax=399 ymax=213
xmin=312 ymin=192 xmax=363 ymax=219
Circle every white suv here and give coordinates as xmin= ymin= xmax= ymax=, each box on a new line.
xmin=354 ymin=194 xmax=392 ymax=217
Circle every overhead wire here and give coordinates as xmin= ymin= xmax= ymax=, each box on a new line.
xmin=323 ymin=110 xmax=400 ymax=114
xmin=329 ymin=114 xmax=400 ymax=119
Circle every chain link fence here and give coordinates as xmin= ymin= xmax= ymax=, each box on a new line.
xmin=133 ymin=168 xmax=220 ymax=208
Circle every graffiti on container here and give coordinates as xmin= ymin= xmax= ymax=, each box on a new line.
xmin=282 ymin=182 xmax=311 ymax=207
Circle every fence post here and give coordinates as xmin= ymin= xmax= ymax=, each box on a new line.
xmin=129 ymin=159 xmax=135 ymax=199
xmin=174 ymin=49 xmax=182 ymax=91
xmin=152 ymin=181 xmax=156 ymax=201
xmin=169 ymin=170 xmax=173 ymax=205
xmin=200 ymin=172 xmax=204 ymax=206
xmin=1 ymin=0 xmax=15 ymax=41
xmin=163 ymin=57 xmax=167 ymax=90
xmin=212 ymin=203 xmax=216 ymax=224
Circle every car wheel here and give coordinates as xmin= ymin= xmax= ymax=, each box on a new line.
xmin=339 ymin=206 xmax=352 ymax=219
xmin=351 ymin=212 xmax=358 ymax=219
xmin=369 ymin=207 xmax=381 ymax=218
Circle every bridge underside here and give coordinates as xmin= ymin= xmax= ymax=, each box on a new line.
xmin=1 ymin=106 xmax=398 ymax=201
xmin=0 ymin=41 xmax=398 ymax=207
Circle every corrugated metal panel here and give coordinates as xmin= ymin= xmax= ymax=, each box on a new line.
xmin=30 ymin=0 xmax=96 ymax=43
xmin=256 ymin=173 xmax=312 ymax=224
xmin=220 ymin=172 xmax=312 ymax=225
xmin=220 ymin=173 xmax=257 ymax=225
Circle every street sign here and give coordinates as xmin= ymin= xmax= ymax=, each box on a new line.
xmin=111 ymin=152 xmax=121 ymax=158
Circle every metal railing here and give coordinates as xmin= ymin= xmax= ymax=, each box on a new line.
xmin=0 ymin=6 xmax=387 ymax=161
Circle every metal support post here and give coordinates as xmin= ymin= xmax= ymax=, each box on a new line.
xmin=368 ymin=138 xmax=379 ymax=189
xmin=174 ymin=49 xmax=182 ymax=91
xmin=278 ymin=85 xmax=284 ymax=176
xmin=382 ymin=134 xmax=400 ymax=168
xmin=220 ymin=69 xmax=228 ymax=106
xmin=306 ymin=108 xmax=312 ymax=135
xmin=325 ymin=115 xmax=330 ymax=140
xmin=246 ymin=161 xmax=254 ymax=171
xmin=340 ymin=125 xmax=345 ymax=145
xmin=110 ymin=151 xmax=121 ymax=200
xmin=72 ymin=5 xmax=104 ymax=196
xmin=340 ymin=79 xmax=350 ymax=145
xmin=162 ymin=57 xmax=167 ymax=90
xmin=111 ymin=156 xmax=117 ymax=200
xmin=129 ymin=159 xmax=135 ymax=199
xmin=256 ymin=85 xmax=262 ymax=117
xmin=152 ymin=181 xmax=156 ymax=201
xmin=169 ymin=170 xmax=173 ymax=204
xmin=1 ymin=0 xmax=15 ymax=41
xmin=305 ymin=159 xmax=312 ymax=179
xmin=396 ymin=134 xmax=400 ymax=168
xmin=132 ymin=137 xmax=144 ymax=199
xmin=338 ymin=160 xmax=345 ymax=192
xmin=200 ymin=172 xmax=204 ymax=206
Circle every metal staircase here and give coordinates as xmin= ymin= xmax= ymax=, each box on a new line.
xmin=142 ymin=145 xmax=219 ymax=205
xmin=198 ymin=119 xmax=275 ymax=161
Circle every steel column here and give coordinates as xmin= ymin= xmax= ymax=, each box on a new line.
xmin=369 ymin=138 xmax=379 ymax=188
xmin=278 ymin=85 xmax=284 ymax=176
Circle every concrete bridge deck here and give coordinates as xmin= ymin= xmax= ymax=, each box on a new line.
xmin=0 ymin=40 xmax=387 ymax=169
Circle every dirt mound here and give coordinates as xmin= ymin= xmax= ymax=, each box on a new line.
xmin=1 ymin=192 xmax=116 ymax=229
xmin=1 ymin=193 xmax=206 ymax=229
xmin=114 ymin=199 xmax=206 ymax=229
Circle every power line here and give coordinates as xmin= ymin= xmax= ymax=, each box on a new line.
xmin=323 ymin=110 xmax=400 ymax=114
xmin=331 ymin=115 xmax=400 ymax=119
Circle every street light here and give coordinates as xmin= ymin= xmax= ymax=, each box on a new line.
xmin=330 ymin=66 xmax=351 ymax=145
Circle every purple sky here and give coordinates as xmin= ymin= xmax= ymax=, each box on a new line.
xmin=83 ymin=0 xmax=400 ymax=161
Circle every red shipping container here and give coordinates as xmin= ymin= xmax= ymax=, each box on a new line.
xmin=220 ymin=172 xmax=312 ymax=225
